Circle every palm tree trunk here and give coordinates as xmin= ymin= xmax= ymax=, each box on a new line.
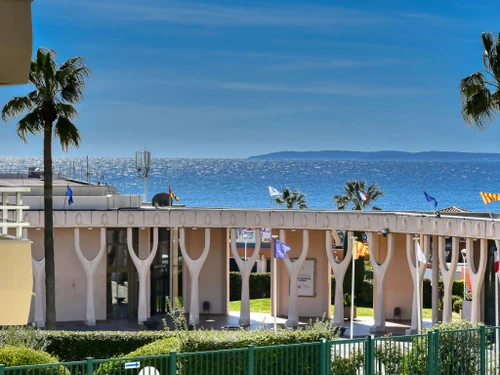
xmin=44 ymin=121 xmax=56 ymax=330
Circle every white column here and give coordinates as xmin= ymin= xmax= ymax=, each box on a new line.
xmin=466 ymin=238 xmax=488 ymax=323
xmin=74 ymin=228 xmax=106 ymax=326
xmin=325 ymin=230 xmax=353 ymax=326
xmin=127 ymin=227 xmax=159 ymax=324
xmin=179 ymin=228 xmax=210 ymax=325
xmin=230 ymin=228 xmax=262 ymax=326
xmin=368 ymin=232 xmax=394 ymax=332
xmin=280 ymin=229 xmax=309 ymax=327
xmin=431 ymin=235 xmax=439 ymax=325
xmin=439 ymin=236 xmax=459 ymax=322
xmin=405 ymin=234 xmax=429 ymax=335
xmin=31 ymin=257 xmax=45 ymax=328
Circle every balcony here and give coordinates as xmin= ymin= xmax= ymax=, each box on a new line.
xmin=0 ymin=0 xmax=33 ymax=86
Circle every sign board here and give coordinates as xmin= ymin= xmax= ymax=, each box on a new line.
xmin=139 ymin=366 xmax=160 ymax=375
xmin=125 ymin=362 xmax=140 ymax=369
xmin=297 ymin=259 xmax=315 ymax=297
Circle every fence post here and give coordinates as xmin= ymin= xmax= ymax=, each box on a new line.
xmin=169 ymin=351 xmax=177 ymax=375
xmin=365 ymin=335 xmax=373 ymax=375
xmin=247 ymin=345 xmax=255 ymax=375
xmin=319 ymin=339 xmax=326 ymax=375
xmin=0 ymin=364 xmax=5 ymax=375
xmin=480 ymin=325 xmax=486 ymax=375
xmin=86 ymin=357 xmax=94 ymax=375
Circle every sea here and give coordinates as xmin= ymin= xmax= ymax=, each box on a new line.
xmin=1 ymin=156 xmax=500 ymax=213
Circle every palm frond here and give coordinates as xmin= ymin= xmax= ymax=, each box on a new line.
xmin=2 ymin=96 xmax=34 ymax=122
xmin=57 ymin=57 xmax=92 ymax=104
xmin=482 ymin=32 xmax=495 ymax=71
xmin=16 ymin=110 xmax=44 ymax=143
xmin=55 ymin=103 xmax=78 ymax=121
xmin=462 ymin=88 xmax=495 ymax=129
xmin=54 ymin=117 xmax=81 ymax=151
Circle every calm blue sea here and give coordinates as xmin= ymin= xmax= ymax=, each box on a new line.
xmin=1 ymin=156 xmax=500 ymax=213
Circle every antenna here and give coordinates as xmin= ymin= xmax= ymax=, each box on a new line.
xmin=136 ymin=149 xmax=151 ymax=203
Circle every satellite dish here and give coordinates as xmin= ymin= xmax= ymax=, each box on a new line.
xmin=152 ymin=192 xmax=170 ymax=207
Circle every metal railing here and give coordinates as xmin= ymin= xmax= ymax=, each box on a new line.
xmin=1 ymin=326 xmax=500 ymax=375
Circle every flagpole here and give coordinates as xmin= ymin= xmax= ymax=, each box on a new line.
xmin=484 ymin=203 xmax=494 ymax=221
xmin=350 ymin=236 xmax=356 ymax=339
xmin=272 ymin=236 xmax=278 ymax=333
xmin=414 ymin=237 xmax=422 ymax=333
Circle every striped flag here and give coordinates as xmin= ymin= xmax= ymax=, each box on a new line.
xmin=169 ymin=188 xmax=179 ymax=202
xmin=480 ymin=191 xmax=500 ymax=204
xmin=354 ymin=240 xmax=369 ymax=260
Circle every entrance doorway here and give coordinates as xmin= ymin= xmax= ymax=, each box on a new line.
xmin=106 ymin=228 xmax=139 ymax=320
xmin=151 ymin=228 xmax=170 ymax=315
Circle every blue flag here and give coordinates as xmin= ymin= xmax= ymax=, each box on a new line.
xmin=66 ymin=186 xmax=73 ymax=205
xmin=424 ymin=191 xmax=437 ymax=208
xmin=274 ymin=239 xmax=291 ymax=259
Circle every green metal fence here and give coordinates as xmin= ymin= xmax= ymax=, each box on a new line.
xmin=2 ymin=326 xmax=500 ymax=375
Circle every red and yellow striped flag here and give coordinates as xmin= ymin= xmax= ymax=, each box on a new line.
xmin=480 ymin=191 xmax=500 ymax=204
xmin=169 ymin=188 xmax=179 ymax=202
xmin=354 ymin=241 xmax=369 ymax=260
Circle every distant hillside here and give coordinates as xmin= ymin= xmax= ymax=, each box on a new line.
xmin=248 ymin=150 xmax=500 ymax=161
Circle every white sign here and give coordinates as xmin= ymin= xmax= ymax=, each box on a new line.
xmin=139 ymin=367 xmax=160 ymax=375
xmin=297 ymin=259 xmax=315 ymax=297
xmin=125 ymin=362 xmax=140 ymax=369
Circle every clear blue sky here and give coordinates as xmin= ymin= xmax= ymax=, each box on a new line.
xmin=1 ymin=0 xmax=500 ymax=158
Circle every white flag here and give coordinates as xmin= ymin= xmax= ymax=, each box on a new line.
xmin=268 ymin=186 xmax=281 ymax=197
xmin=416 ymin=240 xmax=426 ymax=263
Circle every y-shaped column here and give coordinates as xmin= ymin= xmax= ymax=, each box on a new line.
xmin=405 ymin=234 xmax=429 ymax=335
xmin=127 ymin=227 xmax=159 ymax=324
xmin=31 ymin=257 xmax=45 ymax=328
xmin=179 ymin=228 xmax=210 ymax=325
xmin=280 ymin=229 xmax=309 ymax=327
xmin=368 ymin=232 xmax=394 ymax=332
xmin=439 ymin=236 xmax=459 ymax=322
xmin=230 ymin=228 xmax=261 ymax=326
xmin=326 ymin=230 xmax=353 ymax=325
xmin=74 ymin=228 xmax=106 ymax=326
xmin=466 ymin=238 xmax=487 ymax=323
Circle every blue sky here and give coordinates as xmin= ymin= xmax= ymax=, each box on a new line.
xmin=1 ymin=0 xmax=500 ymax=158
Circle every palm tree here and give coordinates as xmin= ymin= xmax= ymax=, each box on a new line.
xmin=460 ymin=32 xmax=500 ymax=129
xmin=2 ymin=47 xmax=91 ymax=329
xmin=274 ymin=187 xmax=308 ymax=209
xmin=333 ymin=180 xmax=383 ymax=210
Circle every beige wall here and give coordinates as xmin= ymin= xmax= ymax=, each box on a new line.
xmin=275 ymin=230 xmax=331 ymax=318
xmin=183 ymin=228 xmax=229 ymax=315
xmin=27 ymin=228 xmax=107 ymax=322
xmin=384 ymin=233 xmax=414 ymax=320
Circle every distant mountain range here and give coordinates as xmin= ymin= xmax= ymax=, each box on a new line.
xmin=248 ymin=150 xmax=500 ymax=161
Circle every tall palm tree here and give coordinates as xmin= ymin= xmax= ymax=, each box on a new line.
xmin=333 ymin=180 xmax=383 ymax=210
xmin=460 ymin=32 xmax=500 ymax=129
xmin=2 ymin=47 xmax=91 ymax=329
xmin=274 ymin=187 xmax=308 ymax=209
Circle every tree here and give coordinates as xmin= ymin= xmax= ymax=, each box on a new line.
xmin=333 ymin=180 xmax=383 ymax=210
xmin=460 ymin=32 xmax=500 ymax=129
xmin=333 ymin=180 xmax=383 ymax=305
xmin=2 ymin=47 xmax=91 ymax=329
xmin=274 ymin=187 xmax=308 ymax=209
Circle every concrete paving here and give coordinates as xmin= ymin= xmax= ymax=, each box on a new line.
xmin=56 ymin=312 xmax=433 ymax=339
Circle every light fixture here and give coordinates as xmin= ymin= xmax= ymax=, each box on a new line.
xmin=35 ymin=227 xmax=41 ymax=231
xmin=192 ymin=227 xmax=197 ymax=230
xmin=291 ymin=228 xmax=296 ymax=232
xmin=88 ymin=227 xmax=93 ymax=231
xmin=140 ymin=227 xmax=146 ymax=230
xmin=381 ymin=228 xmax=390 ymax=237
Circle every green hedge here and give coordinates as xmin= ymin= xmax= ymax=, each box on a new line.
xmin=331 ymin=277 xmax=373 ymax=307
xmin=230 ymin=272 xmax=270 ymax=301
xmin=43 ymin=331 xmax=174 ymax=362
xmin=0 ymin=345 xmax=69 ymax=374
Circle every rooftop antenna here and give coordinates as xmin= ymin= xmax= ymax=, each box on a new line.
xmin=136 ymin=148 xmax=151 ymax=203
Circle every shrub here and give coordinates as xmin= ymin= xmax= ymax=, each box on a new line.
xmin=43 ymin=331 xmax=174 ymax=362
xmin=374 ymin=335 xmax=406 ymax=374
xmin=452 ymin=296 xmax=463 ymax=313
xmin=331 ymin=349 xmax=364 ymax=374
xmin=0 ymin=325 xmax=48 ymax=351
xmin=452 ymin=280 xmax=465 ymax=298
xmin=229 ymin=272 xmax=270 ymax=301
xmin=0 ymin=345 xmax=69 ymax=374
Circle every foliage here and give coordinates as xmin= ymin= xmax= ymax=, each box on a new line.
xmin=332 ymin=179 xmax=383 ymax=210
xmin=0 ymin=345 xmax=69 ymax=374
xmin=1 ymin=47 xmax=91 ymax=329
xmin=274 ymin=187 xmax=308 ymax=209
xmin=0 ymin=325 xmax=48 ymax=351
xmin=452 ymin=279 xmax=465 ymax=299
xmin=459 ymin=32 xmax=500 ymax=129
xmin=332 ymin=272 xmax=373 ymax=307
xmin=331 ymin=349 xmax=364 ymax=374
xmin=42 ymin=331 xmax=173 ymax=362
xmin=453 ymin=297 xmax=463 ymax=313
xmin=374 ymin=335 xmax=406 ymax=375
xmin=229 ymin=272 xmax=270 ymax=301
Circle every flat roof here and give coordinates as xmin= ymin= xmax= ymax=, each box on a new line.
xmin=0 ymin=178 xmax=91 ymax=187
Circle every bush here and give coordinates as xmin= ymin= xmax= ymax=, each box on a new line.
xmin=43 ymin=331 xmax=174 ymax=362
xmin=331 ymin=275 xmax=373 ymax=307
xmin=331 ymin=349 xmax=364 ymax=374
xmin=229 ymin=272 xmax=270 ymax=301
xmin=452 ymin=280 xmax=465 ymax=299
xmin=452 ymin=296 xmax=463 ymax=313
xmin=0 ymin=345 xmax=69 ymax=374
xmin=0 ymin=325 xmax=48 ymax=351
